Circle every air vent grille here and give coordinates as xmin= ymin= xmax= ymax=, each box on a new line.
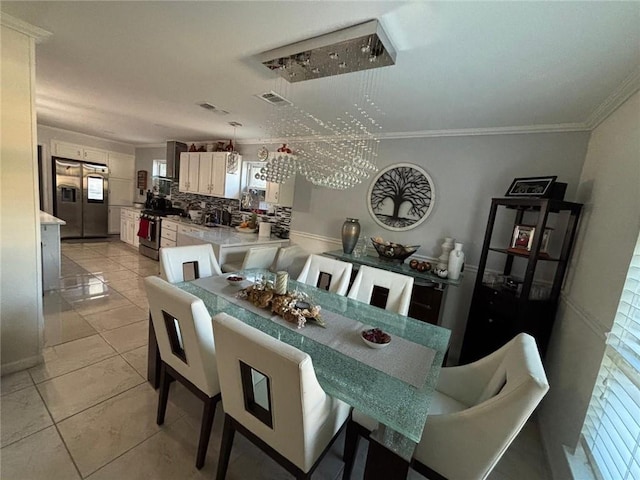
xmin=198 ymin=102 xmax=230 ymax=115
xmin=255 ymin=91 xmax=293 ymax=107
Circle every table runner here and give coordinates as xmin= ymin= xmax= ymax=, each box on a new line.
xmin=192 ymin=276 xmax=435 ymax=388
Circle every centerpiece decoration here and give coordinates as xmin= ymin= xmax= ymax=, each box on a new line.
xmin=371 ymin=236 xmax=420 ymax=264
xmin=237 ymin=276 xmax=325 ymax=329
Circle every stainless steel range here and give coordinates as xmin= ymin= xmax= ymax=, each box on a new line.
xmin=138 ymin=207 xmax=186 ymax=260
xmin=138 ymin=210 xmax=162 ymax=260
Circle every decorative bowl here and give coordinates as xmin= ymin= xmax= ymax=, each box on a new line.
xmin=370 ymin=238 xmax=420 ymax=263
xmin=226 ymin=274 xmax=245 ymax=286
xmin=361 ymin=328 xmax=392 ymax=349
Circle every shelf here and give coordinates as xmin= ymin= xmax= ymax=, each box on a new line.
xmin=494 ymin=197 xmax=583 ymax=214
xmin=487 ymin=247 xmax=560 ymax=262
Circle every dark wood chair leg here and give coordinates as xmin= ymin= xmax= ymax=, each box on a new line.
xmin=147 ymin=314 xmax=161 ymax=389
xmin=156 ymin=362 xmax=170 ymax=425
xmin=196 ymin=396 xmax=220 ymax=470
xmin=342 ymin=419 xmax=361 ymax=480
xmin=216 ymin=414 xmax=236 ymax=480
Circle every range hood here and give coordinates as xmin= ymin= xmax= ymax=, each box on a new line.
xmin=164 ymin=141 xmax=187 ymax=179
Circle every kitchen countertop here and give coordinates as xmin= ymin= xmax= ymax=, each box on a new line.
xmin=40 ymin=211 xmax=66 ymax=225
xmin=180 ymin=228 xmax=287 ymax=247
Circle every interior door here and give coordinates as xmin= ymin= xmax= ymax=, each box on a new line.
xmin=54 ymin=159 xmax=82 ymax=238
xmin=83 ymin=163 xmax=109 ymax=237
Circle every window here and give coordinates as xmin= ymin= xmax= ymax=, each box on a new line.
xmin=582 ymin=233 xmax=640 ymax=480
xmin=152 ymin=159 xmax=166 ymax=177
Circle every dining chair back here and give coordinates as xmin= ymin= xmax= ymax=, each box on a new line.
xmin=212 ymin=312 xmax=350 ymax=479
xmin=160 ymin=244 xmax=222 ymax=283
xmin=296 ymin=254 xmax=353 ymax=296
xmin=221 ymin=246 xmax=279 ymax=273
xmin=342 ymin=333 xmax=549 ymax=480
xmin=272 ymin=245 xmax=309 ymax=278
xmin=347 ymin=265 xmax=414 ymax=315
xmin=144 ymin=276 xmax=221 ymax=469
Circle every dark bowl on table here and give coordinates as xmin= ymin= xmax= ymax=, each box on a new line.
xmin=370 ymin=238 xmax=420 ymax=264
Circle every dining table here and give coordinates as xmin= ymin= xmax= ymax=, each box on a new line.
xmin=147 ymin=270 xmax=451 ymax=479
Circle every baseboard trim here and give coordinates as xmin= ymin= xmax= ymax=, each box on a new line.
xmin=1 ymin=354 xmax=43 ymax=376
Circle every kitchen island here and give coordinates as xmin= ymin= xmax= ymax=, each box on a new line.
xmin=178 ymin=228 xmax=289 ymax=266
xmin=40 ymin=211 xmax=66 ymax=291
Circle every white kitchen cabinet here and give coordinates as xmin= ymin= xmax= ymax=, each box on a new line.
xmin=179 ymin=152 xmax=200 ymax=193
xmin=265 ymin=177 xmax=295 ymax=207
xmin=196 ymin=152 xmax=241 ymax=199
xmin=109 ymin=178 xmax=133 ymax=205
xmin=107 ymin=152 xmax=135 ymax=179
xmin=108 ymin=206 xmax=121 ymax=234
xmin=161 ymin=220 xmax=178 ymax=248
xmin=82 ymin=147 xmax=108 ymax=164
xmin=132 ymin=213 xmax=141 ymax=248
xmin=51 ymin=141 xmax=108 ymax=164
xmin=119 ymin=208 xmax=141 ymax=247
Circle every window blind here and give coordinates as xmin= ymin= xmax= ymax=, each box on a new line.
xmin=582 ymin=235 xmax=640 ymax=480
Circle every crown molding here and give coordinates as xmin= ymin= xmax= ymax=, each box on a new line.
xmin=38 ymin=124 xmax=137 ymax=148
xmin=585 ymin=67 xmax=640 ymax=130
xmin=1 ymin=13 xmax=51 ymax=43
xmin=239 ymin=122 xmax=590 ymax=145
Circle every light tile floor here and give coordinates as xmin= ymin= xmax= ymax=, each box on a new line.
xmin=0 ymin=239 xmax=551 ymax=479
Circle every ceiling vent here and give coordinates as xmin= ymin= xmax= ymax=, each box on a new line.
xmin=197 ymin=102 xmax=230 ymax=115
xmin=255 ymin=91 xmax=293 ymax=107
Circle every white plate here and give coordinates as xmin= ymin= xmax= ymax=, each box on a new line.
xmin=235 ymin=227 xmax=257 ymax=233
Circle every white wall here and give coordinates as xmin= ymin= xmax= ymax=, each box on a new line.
xmin=37 ymin=125 xmax=135 ymax=213
xmin=539 ymin=91 xmax=640 ymax=479
xmin=1 ymin=23 xmax=44 ymax=374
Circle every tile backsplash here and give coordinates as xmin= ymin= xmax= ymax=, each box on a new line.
xmin=168 ymin=182 xmax=291 ymax=237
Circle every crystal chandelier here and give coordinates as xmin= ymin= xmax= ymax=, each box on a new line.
xmin=256 ymin=20 xmax=395 ymax=190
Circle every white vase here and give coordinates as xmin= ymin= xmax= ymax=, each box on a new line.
xmin=448 ymin=242 xmax=465 ymax=280
xmin=437 ymin=237 xmax=454 ymax=270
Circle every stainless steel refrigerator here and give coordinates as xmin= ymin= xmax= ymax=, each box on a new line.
xmin=53 ymin=158 xmax=109 ymax=238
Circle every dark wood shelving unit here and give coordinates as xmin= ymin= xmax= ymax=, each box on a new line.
xmin=460 ymin=197 xmax=582 ymax=363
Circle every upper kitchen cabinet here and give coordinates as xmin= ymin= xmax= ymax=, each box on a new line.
xmin=51 ymin=140 xmax=107 ymax=164
xmin=197 ymin=152 xmax=242 ymax=199
xmin=265 ymin=179 xmax=295 ymax=207
xmin=179 ymin=152 xmax=200 ymax=193
xmin=107 ymin=152 xmax=135 ymax=179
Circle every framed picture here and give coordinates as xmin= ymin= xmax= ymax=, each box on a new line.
xmin=505 ymin=176 xmax=557 ymax=197
xmin=510 ymin=225 xmax=536 ymax=251
xmin=367 ymin=163 xmax=435 ymax=231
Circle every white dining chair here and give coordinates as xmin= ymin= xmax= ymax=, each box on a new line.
xmin=347 ymin=265 xmax=414 ymax=316
xmin=272 ymin=245 xmax=309 ymax=278
xmin=160 ymin=244 xmax=222 ymax=283
xmin=212 ymin=312 xmax=351 ymax=480
xmin=144 ymin=276 xmax=222 ymax=470
xmin=296 ymin=254 xmax=353 ymax=296
xmin=220 ymin=246 xmax=279 ymax=273
xmin=342 ymin=333 xmax=549 ymax=480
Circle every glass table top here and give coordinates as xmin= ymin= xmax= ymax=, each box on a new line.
xmin=177 ymin=269 xmax=450 ymax=452
xmin=324 ymin=250 xmax=462 ymax=286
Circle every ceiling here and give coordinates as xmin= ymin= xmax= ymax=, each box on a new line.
xmin=2 ymin=1 xmax=639 ymax=146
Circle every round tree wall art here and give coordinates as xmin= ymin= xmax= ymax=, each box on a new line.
xmin=367 ymin=163 xmax=435 ymax=231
